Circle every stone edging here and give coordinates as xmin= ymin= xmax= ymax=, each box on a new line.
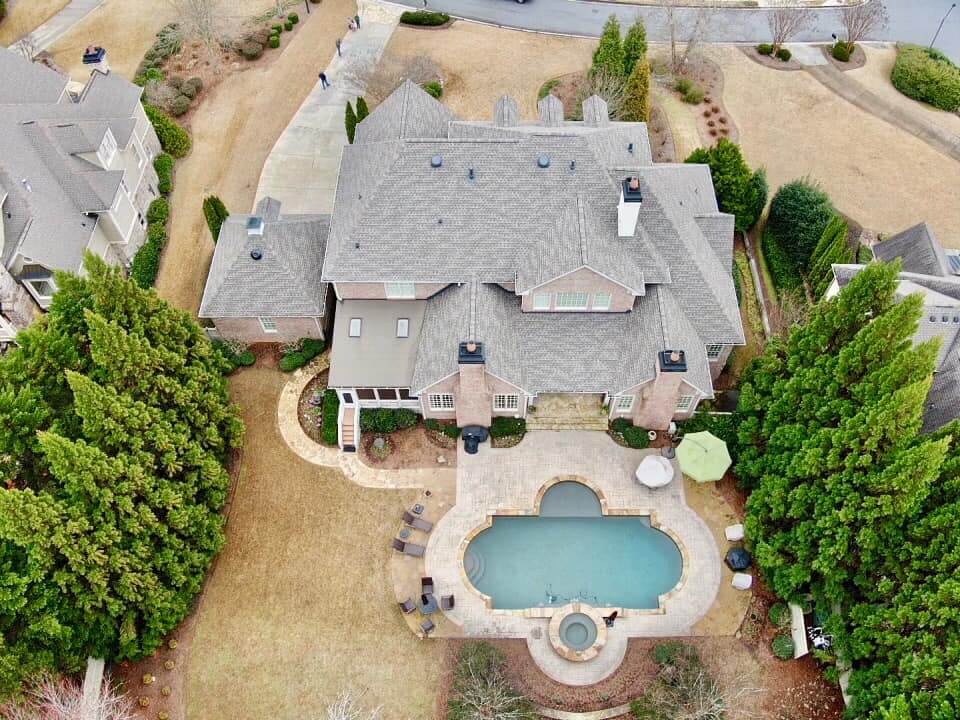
xmin=277 ymin=357 xmax=454 ymax=489
xmin=537 ymin=703 xmax=633 ymax=720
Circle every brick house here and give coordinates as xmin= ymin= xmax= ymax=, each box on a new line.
xmin=0 ymin=49 xmax=162 ymax=343
xmin=321 ymin=82 xmax=744 ymax=447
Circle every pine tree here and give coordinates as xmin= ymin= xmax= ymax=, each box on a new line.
xmin=356 ymin=95 xmax=369 ymax=123
xmin=621 ymin=58 xmax=651 ymax=122
xmin=345 ymin=100 xmax=357 ymax=144
xmin=622 ymin=17 xmax=647 ymax=75
xmin=591 ymin=15 xmax=624 ymax=78
xmin=202 ymin=195 xmax=229 ymax=242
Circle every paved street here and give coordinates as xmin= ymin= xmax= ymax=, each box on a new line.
xmin=390 ymin=0 xmax=960 ymax=62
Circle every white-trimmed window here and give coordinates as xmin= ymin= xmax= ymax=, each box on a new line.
xmin=592 ymin=292 xmax=612 ymax=311
xmin=25 ymin=277 xmax=57 ymax=302
xmin=396 ymin=318 xmax=409 ymax=338
xmin=555 ymin=291 xmax=588 ymax=310
xmin=259 ymin=317 xmax=277 ymax=333
xmin=675 ymin=395 xmax=696 ymax=412
xmin=533 ymin=293 xmax=551 ymax=310
xmin=384 ymin=282 xmax=415 ymax=299
xmin=348 ymin=318 xmax=362 ymax=337
xmin=429 ymin=393 xmax=455 ymax=411
xmin=706 ymin=344 xmax=724 ymax=360
xmin=613 ymin=395 xmax=634 ymax=413
xmin=97 ymin=129 xmax=117 ymax=166
xmin=493 ymin=394 xmax=519 ymax=411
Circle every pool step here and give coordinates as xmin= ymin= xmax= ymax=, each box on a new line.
xmin=526 ymin=416 xmax=609 ymax=432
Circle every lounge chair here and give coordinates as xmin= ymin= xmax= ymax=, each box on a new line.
xmin=441 ymin=594 xmax=455 ymax=611
xmin=398 ymin=598 xmax=416 ymax=614
xmin=403 ymin=511 xmax=434 ymax=533
xmin=421 ymin=576 xmax=434 ymax=595
xmin=420 ymin=618 xmax=435 ymax=636
xmin=391 ymin=538 xmax=426 ymax=557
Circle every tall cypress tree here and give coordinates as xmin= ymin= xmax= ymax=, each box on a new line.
xmin=622 ymin=17 xmax=647 ymax=75
xmin=356 ymin=95 xmax=370 ymax=123
xmin=591 ymin=15 xmax=624 ymax=78
xmin=622 ymin=58 xmax=651 ymax=122
xmin=345 ymin=100 xmax=357 ymax=144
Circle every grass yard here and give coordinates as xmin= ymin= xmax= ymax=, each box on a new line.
xmin=711 ymin=44 xmax=960 ymax=247
xmin=185 ymin=367 xmax=446 ymax=720
xmin=383 ymin=22 xmax=594 ymax=120
xmin=0 ymin=0 xmax=69 ymax=45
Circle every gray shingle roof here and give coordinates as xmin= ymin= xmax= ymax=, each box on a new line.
xmin=354 ymin=79 xmax=457 ymax=144
xmin=873 ymin=222 xmax=951 ymax=277
xmin=0 ymin=51 xmax=68 ymax=104
xmin=199 ymin=200 xmax=330 ymax=318
xmin=923 ymin=341 xmax=960 ymax=432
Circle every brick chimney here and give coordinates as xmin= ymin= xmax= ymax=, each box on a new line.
xmin=633 ymin=350 xmax=687 ymax=430
xmin=455 ymin=341 xmax=492 ymax=428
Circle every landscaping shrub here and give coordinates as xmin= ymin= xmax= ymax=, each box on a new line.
xmin=678 ymin=412 xmax=736 ymax=449
xmin=832 ymin=40 xmax=854 ymax=62
xmin=240 ymin=41 xmax=264 ymax=59
xmin=760 ymin=228 xmax=803 ymax=293
xmin=144 ymin=104 xmax=191 ymax=158
xmin=768 ymin=602 xmax=790 ymax=628
xmin=856 ymin=242 xmax=873 ymax=264
xmin=154 ymin=153 xmax=174 ymax=194
xmin=167 ymin=75 xmax=184 ymax=89
xmin=776 ymin=47 xmax=792 ymax=62
xmin=345 ymin=100 xmax=357 ymax=144
xmin=287 ymin=11 xmax=299 ymax=23
xmin=355 ymin=96 xmax=369 ymax=122
xmin=399 ymin=10 xmax=449 ymax=26
xmin=146 ymin=197 xmax=169 ymax=225
xmin=652 ymin=641 xmax=685 ymax=666
xmin=891 ymin=43 xmax=960 ymax=111
xmin=130 ymin=224 xmax=167 ymax=288
xmin=610 ymin=418 xmax=650 ymax=449
xmin=538 ymin=78 xmax=560 ymax=100
xmin=322 ymin=389 xmax=339 ymax=445
xmin=169 ymin=94 xmax=191 ymax=117
xmin=279 ymin=338 xmax=325 ymax=372
xmin=685 ymin=139 xmax=767 ymax=232
xmin=212 ymin=340 xmax=255 ymax=373
xmin=422 ymin=80 xmax=443 ymax=99
xmin=360 ymin=408 xmax=418 ymax=433
xmin=490 ymin=416 xmax=526 ymax=439
xmin=772 ymin=634 xmax=795 ymax=660
xmin=757 ymin=43 xmax=773 ymax=55
xmin=269 ymin=34 xmax=280 ymax=48
xmin=284 ymin=20 xmax=293 ymax=31
xmin=136 ymin=67 xmax=165 ymax=86
xmin=675 ymin=78 xmax=704 ymax=104
xmin=0 ymin=0 xmax=7 ymax=22
xmin=426 ymin=418 xmax=461 ymax=439
xmin=202 ymin=195 xmax=229 ymax=242
xmin=767 ymin=179 xmax=835 ymax=271
xmin=271 ymin=23 xmax=282 ymax=33
xmin=180 ymin=76 xmax=203 ymax=98
xmin=448 ymin=642 xmax=537 ymax=720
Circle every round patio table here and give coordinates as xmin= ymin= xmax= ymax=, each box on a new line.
xmin=420 ymin=593 xmax=438 ymax=615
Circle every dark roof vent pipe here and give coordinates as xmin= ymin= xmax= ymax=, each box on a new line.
xmin=250 ymin=249 xmax=263 ymax=260
xmin=430 ymin=154 xmax=443 ymax=168
xmin=537 ymin=155 xmax=550 ymax=169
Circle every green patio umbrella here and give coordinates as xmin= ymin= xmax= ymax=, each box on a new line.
xmin=676 ymin=431 xmax=731 ymax=483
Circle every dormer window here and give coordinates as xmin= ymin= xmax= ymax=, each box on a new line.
xmin=97 ymin=129 xmax=117 ymax=167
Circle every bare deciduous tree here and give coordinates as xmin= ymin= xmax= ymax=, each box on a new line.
xmin=574 ymin=67 xmax=627 ymax=119
xmin=767 ymin=2 xmax=815 ymax=53
xmin=644 ymin=658 xmax=764 ymax=720
xmin=166 ymin=0 xmax=228 ymax=60
xmin=324 ymin=691 xmax=382 ymax=720
xmin=448 ymin=661 xmax=537 ymax=720
xmin=664 ymin=0 xmax=717 ymax=74
xmin=0 ymin=673 xmax=136 ymax=720
xmin=840 ymin=1 xmax=888 ymax=44
xmin=341 ymin=53 xmax=443 ymax=105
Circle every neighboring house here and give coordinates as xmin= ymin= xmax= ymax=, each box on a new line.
xmin=320 ymin=81 xmax=744 ymax=447
xmin=828 ymin=222 xmax=960 ymax=432
xmin=199 ymin=197 xmax=331 ymax=343
xmin=0 ymin=48 xmax=161 ymax=343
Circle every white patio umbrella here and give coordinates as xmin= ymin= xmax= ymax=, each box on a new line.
xmin=635 ymin=455 xmax=674 ymax=489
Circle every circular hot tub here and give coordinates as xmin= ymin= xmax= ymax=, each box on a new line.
xmin=548 ymin=603 xmax=607 ymax=661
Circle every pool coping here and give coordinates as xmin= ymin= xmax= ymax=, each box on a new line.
xmin=456 ymin=474 xmax=690 ymax=619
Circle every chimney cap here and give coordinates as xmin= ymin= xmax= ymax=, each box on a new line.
xmin=458 ymin=341 xmax=485 ymax=364
xmin=622 ymin=177 xmax=643 ymax=203
xmin=659 ymin=350 xmax=687 ymax=373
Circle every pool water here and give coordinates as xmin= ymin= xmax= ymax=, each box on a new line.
xmin=560 ymin=613 xmax=598 ymax=651
xmin=464 ymin=482 xmax=682 ymax=609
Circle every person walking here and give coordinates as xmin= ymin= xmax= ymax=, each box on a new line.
xmin=354 ymin=13 xmax=361 ymax=28
xmin=318 ymin=71 xmax=330 ymax=89
xmin=335 ymin=38 xmax=342 ymax=56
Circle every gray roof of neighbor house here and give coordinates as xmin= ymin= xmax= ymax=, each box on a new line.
xmin=924 ymin=344 xmax=960 ymax=432
xmin=873 ymin=222 xmax=952 ymax=277
xmin=199 ymin=197 xmax=331 ymax=318
xmin=0 ymin=49 xmax=147 ymax=273
xmin=407 ymin=282 xmax=714 ymax=398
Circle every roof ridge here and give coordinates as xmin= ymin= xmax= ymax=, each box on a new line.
xmin=577 ymin=195 xmax=588 ymax=265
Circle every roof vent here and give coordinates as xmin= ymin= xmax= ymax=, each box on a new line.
xmin=21 ymin=179 xmax=32 ymax=193
xmin=537 ymin=155 xmax=550 ymax=169
xmin=250 ymin=248 xmax=263 ymax=260
xmin=628 ymin=142 xmax=634 ymax=154
xmin=458 ymin=341 xmax=485 ymax=364
xmin=468 ymin=167 xmax=475 ymax=180
xmin=569 ymin=160 xmax=576 ymax=171
xmin=246 ymin=216 xmax=264 ymax=236
xmin=430 ymin=154 xmax=443 ymax=168
xmin=659 ymin=350 xmax=687 ymax=373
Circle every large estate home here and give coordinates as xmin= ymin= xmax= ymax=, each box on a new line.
xmin=829 ymin=222 xmax=960 ymax=432
xmin=0 ymin=49 xmax=161 ymax=343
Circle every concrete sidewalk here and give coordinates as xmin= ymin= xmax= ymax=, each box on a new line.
xmin=14 ymin=0 xmax=103 ymax=52
xmin=254 ymin=2 xmax=401 ymax=214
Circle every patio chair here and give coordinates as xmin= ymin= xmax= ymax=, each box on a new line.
xmin=421 ymin=576 xmax=434 ymax=595
xmin=441 ymin=594 xmax=455 ymax=611
xmin=420 ymin=618 xmax=435 ymax=636
xmin=403 ymin=511 xmax=434 ymax=533
xmin=398 ymin=598 xmax=416 ymax=614
xmin=391 ymin=539 xmax=426 ymax=557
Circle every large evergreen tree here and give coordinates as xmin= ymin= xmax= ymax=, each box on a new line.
xmin=591 ymin=15 xmax=624 ymax=78
xmin=622 ymin=58 xmax=651 ymax=122
xmin=622 ymin=17 xmax=647 ymax=76
xmin=0 ymin=255 xmax=243 ymax=696
xmin=808 ymin=214 xmax=853 ymax=298
xmin=685 ymin=139 xmax=767 ymax=233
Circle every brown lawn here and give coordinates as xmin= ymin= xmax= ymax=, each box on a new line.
xmin=185 ymin=366 xmax=446 ymax=720
xmin=0 ymin=0 xmax=69 ymax=45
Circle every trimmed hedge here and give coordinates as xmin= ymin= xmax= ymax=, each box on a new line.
xmin=610 ymin=418 xmax=650 ymax=449
xmin=490 ymin=416 xmax=526 ymax=439
xmin=423 ymin=80 xmax=443 ymax=99
xmin=170 ymin=94 xmax=191 ymax=117
xmin=212 ymin=340 xmax=255 ymax=373
xmin=144 ymin=104 xmax=191 ymax=158
xmin=768 ymin=602 xmax=790 ymax=628
xmin=269 ymin=34 xmax=280 ymax=49
xmin=287 ymin=11 xmax=299 ymax=23
xmin=202 ymin=195 xmax=229 ymax=242
xmin=322 ymin=390 xmax=340 ymax=445
xmin=776 ymin=47 xmax=792 ymax=62
xmin=146 ymin=197 xmax=170 ymax=225
xmin=240 ymin=41 xmax=264 ymax=59
xmin=426 ymin=418 xmax=461 ymax=439
xmin=360 ymin=408 xmax=418 ymax=433
xmin=760 ymin=229 xmax=803 ymax=294
xmin=757 ymin=43 xmax=773 ymax=56
xmin=154 ymin=153 xmax=174 ymax=194
xmin=399 ymin=10 xmax=449 ymax=26
xmin=891 ymin=44 xmax=960 ymax=112
xmin=130 ymin=223 xmax=167 ymax=288
xmin=284 ymin=21 xmax=293 ymax=31
xmin=767 ymin=179 xmax=835 ymax=271
xmin=832 ymin=41 xmax=854 ymax=62
xmin=279 ymin=338 xmax=326 ymax=372
xmin=772 ymin=633 xmax=795 ymax=660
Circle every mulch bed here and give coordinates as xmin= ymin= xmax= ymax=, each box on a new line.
xmin=296 ymin=369 xmax=329 ymax=445
xmin=739 ymin=44 xmax=803 ymax=72
xmin=648 ymin=102 xmax=677 ymax=162
xmin=821 ymin=43 xmax=867 ymax=71
xmin=679 ymin=56 xmax=740 ymax=147
xmin=358 ymin=425 xmax=456 ymax=469
xmin=491 ymin=433 xmax=524 ymax=449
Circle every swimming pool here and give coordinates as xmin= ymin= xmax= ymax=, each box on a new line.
xmin=463 ymin=481 xmax=683 ymax=610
